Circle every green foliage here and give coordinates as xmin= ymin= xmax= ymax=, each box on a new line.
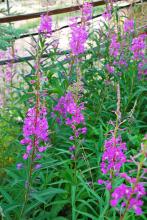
xmin=0 ymin=24 xmax=23 ymax=50
xmin=0 ymin=8 xmax=147 ymax=220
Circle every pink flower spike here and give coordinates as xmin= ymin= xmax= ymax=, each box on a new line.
xmin=38 ymin=14 xmax=52 ymax=36
xmin=124 ymin=19 xmax=134 ymax=33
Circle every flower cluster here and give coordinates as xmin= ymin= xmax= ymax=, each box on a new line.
xmin=69 ymin=17 xmax=88 ymax=55
xmin=53 ymin=92 xmax=86 ymax=158
xmin=82 ymin=2 xmax=93 ymax=21
xmin=123 ymin=19 xmax=134 ymax=33
xmin=110 ymin=34 xmax=120 ymax=57
xmin=100 ymin=135 xmax=127 ymax=175
xmin=38 ymin=14 xmax=52 ymax=36
xmin=54 ymin=92 xmax=85 ymax=128
xmin=130 ymin=34 xmax=146 ymax=60
xmin=110 ymin=175 xmax=146 ymax=216
xmin=20 ymin=106 xmax=48 ymax=168
xmin=98 ymin=133 xmax=146 ymax=217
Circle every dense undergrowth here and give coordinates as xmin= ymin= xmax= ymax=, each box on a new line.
xmin=0 ymin=1 xmax=147 ymax=220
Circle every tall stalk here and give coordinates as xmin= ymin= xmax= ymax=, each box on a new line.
xmin=20 ymin=37 xmax=45 ymax=218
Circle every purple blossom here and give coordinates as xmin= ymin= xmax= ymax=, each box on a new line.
xmin=100 ymin=135 xmax=127 ymax=175
xmin=23 ymin=153 xmax=29 ymax=160
xmin=69 ymin=136 xmax=74 ymax=140
xmin=38 ymin=146 xmax=47 ymax=152
xmin=118 ymin=59 xmax=128 ymax=67
xmin=98 ymin=179 xmax=105 ymax=185
xmin=21 ymin=106 xmax=48 ymax=168
xmin=110 ymin=182 xmax=145 ymax=216
xmin=26 ymin=145 xmax=32 ymax=153
xmin=23 ymin=107 xmax=48 ymax=141
xmin=54 ymin=92 xmax=86 ymax=159
xmin=69 ymin=17 xmax=88 ymax=55
xmin=123 ymin=19 xmax=134 ymax=33
xmin=54 ymin=92 xmax=85 ymax=128
xmin=106 ymin=181 xmax=112 ymax=190
xmin=82 ymin=2 xmax=93 ymax=21
xmin=129 ymin=198 xmax=143 ymax=215
xmin=110 ymin=34 xmax=120 ymax=57
xmin=130 ymin=34 xmax=146 ymax=60
xmin=38 ymin=14 xmax=52 ymax=36
xmin=81 ymin=127 xmax=87 ymax=134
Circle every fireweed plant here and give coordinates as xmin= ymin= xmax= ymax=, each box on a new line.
xmin=98 ymin=133 xmax=146 ymax=218
xmin=98 ymin=84 xmax=146 ymax=218
xmin=1 ymin=1 xmax=147 ymax=220
xmin=19 ymin=14 xmax=52 ymax=217
xmin=52 ymin=92 xmax=87 ymax=220
xmin=50 ymin=3 xmax=92 ymax=218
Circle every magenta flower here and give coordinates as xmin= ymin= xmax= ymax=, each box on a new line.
xmin=100 ymin=135 xmax=127 ymax=175
xmin=54 ymin=92 xmax=85 ymax=129
xmin=23 ymin=107 xmax=48 ymax=141
xmin=110 ymin=34 xmax=120 ymax=57
xmin=97 ymin=179 xmax=105 ymax=185
xmin=38 ymin=146 xmax=47 ymax=152
xmin=130 ymin=34 xmax=146 ymax=60
xmin=69 ymin=17 xmax=88 ymax=55
xmin=123 ymin=19 xmax=134 ymax=33
xmin=38 ymin=14 xmax=52 ymax=36
xmin=82 ymin=2 xmax=93 ymax=21
xmin=21 ymin=106 xmax=48 ymax=168
xmin=54 ymin=92 xmax=86 ymax=159
xmin=23 ymin=153 xmax=29 ymax=160
xmin=110 ymin=181 xmax=145 ymax=216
